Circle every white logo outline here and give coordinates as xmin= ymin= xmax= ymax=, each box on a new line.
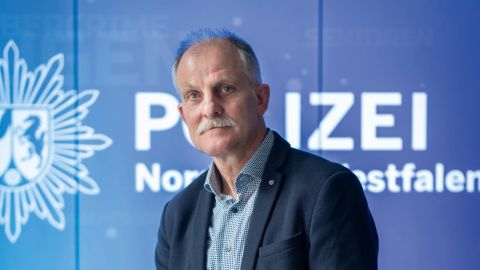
xmin=0 ymin=40 xmax=112 ymax=243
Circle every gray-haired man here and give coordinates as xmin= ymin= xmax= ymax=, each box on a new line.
xmin=155 ymin=29 xmax=378 ymax=270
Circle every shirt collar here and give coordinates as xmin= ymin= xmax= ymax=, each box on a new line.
xmin=204 ymin=129 xmax=274 ymax=198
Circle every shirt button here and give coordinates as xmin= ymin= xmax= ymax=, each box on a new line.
xmin=231 ymin=207 xmax=238 ymax=213
xmin=226 ymin=246 xmax=232 ymax=253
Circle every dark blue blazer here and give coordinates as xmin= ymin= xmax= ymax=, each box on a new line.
xmin=155 ymin=132 xmax=378 ymax=269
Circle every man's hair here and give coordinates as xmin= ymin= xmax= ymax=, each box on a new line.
xmin=172 ymin=28 xmax=262 ymax=89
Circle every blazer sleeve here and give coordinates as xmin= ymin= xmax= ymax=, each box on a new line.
xmin=155 ymin=202 xmax=170 ymax=270
xmin=309 ymin=171 xmax=379 ymax=269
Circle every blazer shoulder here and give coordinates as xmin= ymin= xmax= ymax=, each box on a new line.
xmin=286 ymin=147 xmax=350 ymax=178
xmin=270 ymin=131 xmax=349 ymax=179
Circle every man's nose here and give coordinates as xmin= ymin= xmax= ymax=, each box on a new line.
xmin=202 ymin=94 xmax=223 ymax=118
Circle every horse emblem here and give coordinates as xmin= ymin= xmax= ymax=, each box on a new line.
xmin=0 ymin=107 xmax=52 ymax=186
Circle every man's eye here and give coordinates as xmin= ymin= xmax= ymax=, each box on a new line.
xmin=186 ymin=91 xmax=200 ymax=100
xmin=222 ymin=86 xmax=235 ymax=94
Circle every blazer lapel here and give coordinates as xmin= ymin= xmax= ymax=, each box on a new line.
xmin=241 ymin=132 xmax=290 ymax=270
xmin=191 ymin=186 xmax=214 ymax=270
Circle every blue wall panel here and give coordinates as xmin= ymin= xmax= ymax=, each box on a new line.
xmin=1 ymin=0 xmax=479 ymax=269
xmin=0 ymin=1 xmax=77 ymax=269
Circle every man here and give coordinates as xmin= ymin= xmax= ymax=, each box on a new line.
xmin=155 ymin=29 xmax=378 ymax=270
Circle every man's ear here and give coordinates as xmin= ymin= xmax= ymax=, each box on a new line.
xmin=256 ymin=83 xmax=270 ymax=116
xmin=177 ymin=103 xmax=186 ymax=123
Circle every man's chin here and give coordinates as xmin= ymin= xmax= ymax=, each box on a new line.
xmin=196 ymin=139 xmax=236 ymax=157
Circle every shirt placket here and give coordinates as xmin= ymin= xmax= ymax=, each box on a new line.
xmin=220 ymin=196 xmax=239 ymax=269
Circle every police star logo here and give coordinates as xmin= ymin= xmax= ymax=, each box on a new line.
xmin=0 ymin=41 xmax=112 ymax=243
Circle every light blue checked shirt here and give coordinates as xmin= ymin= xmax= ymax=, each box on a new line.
xmin=204 ymin=130 xmax=274 ymax=270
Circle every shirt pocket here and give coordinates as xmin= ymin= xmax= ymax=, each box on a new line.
xmin=257 ymin=232 xmax=308 ymax=270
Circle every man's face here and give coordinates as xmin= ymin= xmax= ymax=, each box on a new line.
xmin=176 ymin=40 xmax=269 ymax=159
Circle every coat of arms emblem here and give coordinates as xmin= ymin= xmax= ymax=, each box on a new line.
xmin=0 ymin=41 xmax=112 ymax=243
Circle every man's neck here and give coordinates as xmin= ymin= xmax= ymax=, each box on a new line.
xmin=213 ymin=128 xmax=268 ymax=199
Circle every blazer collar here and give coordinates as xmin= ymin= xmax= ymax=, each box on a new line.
xmin=190 ymin=172 xmax=214 ymax=270
xmin=241 ymin=131 xmax=291 ymax=270
xmin=190 ymin=132 xmax=291 ymax=270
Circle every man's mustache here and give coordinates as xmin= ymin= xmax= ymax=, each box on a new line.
xmin=197 ymin=118 xmax=236 ymax=135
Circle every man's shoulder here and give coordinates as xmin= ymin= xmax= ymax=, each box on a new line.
xmin=286 ymin=147 xmax=349 ymax=177
xmin=268 ymin=131 xmax=355 ymax=189
xmin=273 ymin=146 xmax=362 ymax=200
xmin=270 ymin=131 xmax=349 ymax=177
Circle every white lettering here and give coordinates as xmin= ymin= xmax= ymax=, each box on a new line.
xmin=415 ymin=170 xmax=433 ymax=192
xmin=135 ymin=163 xmax=160 ymax=192
xmin=385 ymin=164 xmax=401 ymax=192
xmin=184 ymin=170 xmax=201 ymax=187
xmin=401 ymin=163 xmax=416 ymax=192
xmin=308 ymin=92 xmax=354 ymax=150
xmin=135 ymin=162 xmax=201 ymax=193
xmin=361 ymin=92 xmax=402 ymax=150
xmin=435 ymin=163 xmax=444 ymax=192
xmin=466 ymin=170 xmax=480 ymax=192
xmin=349 ymin=163 xmax=480 ymax=193
xmin=412 ymin=92 xmax=427 ymax=150
xmin=134 ymin=91 xmax=428 ymax=152
xmin=367 ymin=170 xmax=385 ymax=193
xmin=445 ymin=170 xmax=465 ymax=192
xmin=162 ymin=170 xmax=183 ymax=192
xmin=286 ymin=92 xmax=301 ymax=148
xmin=135 ymin=92 xmax=180 ymax=150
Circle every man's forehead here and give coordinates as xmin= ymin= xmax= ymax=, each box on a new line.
xmin=182 ymin=39 xmax=237 ymax=59
xmin=177 ymin=41 xmax=242 ymax=75
xmin=177 ymin=66 xmax=241 ymax=90
xmin=175 ymin=38 xmax=251 ymax=90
